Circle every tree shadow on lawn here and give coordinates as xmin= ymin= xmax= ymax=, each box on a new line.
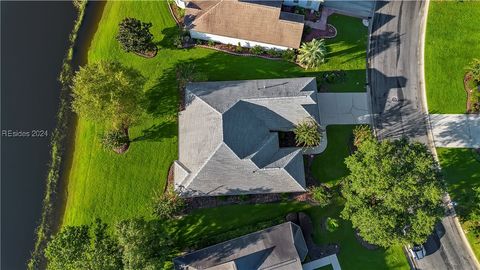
xmin=133 ymin=120 xmax=176 ymax=142
xmin=144 ymin=67 xmax=178 ymax=118
xmin=438 ymin=148 xmax=480 ymax=219
xmin=156 ymin=26 xmax=180 ymax=49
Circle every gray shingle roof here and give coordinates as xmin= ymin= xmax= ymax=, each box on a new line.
xmin=174 ymin=77 xmax=320 ymax=197
xmin=173 ymin=222 xmax=308 ymax=270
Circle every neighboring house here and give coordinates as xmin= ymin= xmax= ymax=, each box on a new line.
xmin=174 ymin=77 xmax=320 ymax=197
xmin=183 ymin=0 xmax=305 ymax=50
xmin=173 ymin=222 xmax=308 ymax=270
xmin=283 ymin=0 xmax=323 ymax=11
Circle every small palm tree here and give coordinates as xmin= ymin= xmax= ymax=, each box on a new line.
xmin=467 ymin=58 xmax=480 ymax=83
xmin=297 ymin=39 xmax=327 ymax=69
xmin=294 ymin=118 xmax=322 ymax=147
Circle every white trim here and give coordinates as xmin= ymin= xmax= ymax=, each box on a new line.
xmin=190 ymin=30 xmax=290 ymax=50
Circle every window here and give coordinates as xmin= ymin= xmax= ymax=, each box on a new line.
xmin=293 ymin=0 xmax=299 ymax=3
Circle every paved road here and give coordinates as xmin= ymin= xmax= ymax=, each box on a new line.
xmin=369 ymin=1 xmax=478 ymax=269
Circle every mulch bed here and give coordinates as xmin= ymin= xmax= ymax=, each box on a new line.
xmin=303 ymin=24 xmax=337 ymax=41
xmin=464 ymin=72 xmax=480 ymax=113
xmin=195 ymin=44 xmax=283 ymax=60
xmin=133 ymin=48 xmax=158 ymax=58
xmin=168 ymin=2 xmax=184 ymax=26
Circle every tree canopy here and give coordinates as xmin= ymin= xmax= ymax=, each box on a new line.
xmin=45 ymin=219 xmax=123 ymax=270
xmin=297 ymin=38 xmax=327 ymax=69
xmin=116 ymin=17 xmax=155 ymax=54
xmin=71 ymin=61 xmax=146 ymax=130
xmin=341 ymin=137 xmax=444 ymax=247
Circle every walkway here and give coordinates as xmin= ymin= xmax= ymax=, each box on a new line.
xmin=430 ymin=114 xmax=480 ymax=148
xmin=302 ymin=254 xmax=341 ymax=270
xmin=323 ymin=0 xmax=375 ymax=18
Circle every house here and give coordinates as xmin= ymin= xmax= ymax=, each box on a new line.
xmin=183 ymin=0 xmax=305 ymax=50
xmin=173 ymin=222 xmax=308 ymax=270
xmin=173 ymin=77 xmax=320 ymax=197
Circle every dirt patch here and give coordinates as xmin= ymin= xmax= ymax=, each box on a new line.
xmin=464 ymin=72 xmax=480 ymax=113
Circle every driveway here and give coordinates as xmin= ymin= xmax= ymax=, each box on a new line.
xmin=323 ymin=0 xmax=375 ymax=18
xmin=317 ymin=92 xmax=371 ymax=126
xmin=430 ymin=114 xmax=480 ymax=148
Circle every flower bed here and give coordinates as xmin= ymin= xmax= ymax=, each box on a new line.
xmin=303 ymin=24 xmax=337 ymax=41
xmin=465 ymin=72 xmax=480 ymax=113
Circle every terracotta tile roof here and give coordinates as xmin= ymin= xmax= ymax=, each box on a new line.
xmin=185 ymin=0 xmax=305 ymax=48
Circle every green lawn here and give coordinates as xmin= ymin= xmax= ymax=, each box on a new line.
xmin=311 ymin=125 xmax=355 ymax=186
xmin=63 ymin=1 xmax=368 ymax=226
xmin=437 ymin=148 xmax=480 ymax=259
xmin=425 ymin=1 xmax=480 ymax=113
xmin=309 ymin=125 xmax=409 ymax=270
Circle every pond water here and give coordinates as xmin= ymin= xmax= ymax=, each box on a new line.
xmin=1 ymin=2 xmax=77 ymax=269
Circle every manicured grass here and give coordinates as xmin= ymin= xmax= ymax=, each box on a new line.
xmin=311 ymin=125 xmax=355 ymax=186
xmin=437 ymin=148 xmax=480 ymax=259
xmin=425 ymin=1 xmax=480 ymax=113
xmin=309 ymin=125 xmax=409 ymax=270
xmin=63 ymin=1 xmax=369 ymax=226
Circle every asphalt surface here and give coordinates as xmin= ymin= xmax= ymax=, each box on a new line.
xmin=369 ymin=1 xmax=478 ymax=269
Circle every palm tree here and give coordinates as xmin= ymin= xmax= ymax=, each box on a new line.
xmin=294 ymin=118 xmax=322 ymax=147
xmin=297 ymin=38 xmax=327 ymax=69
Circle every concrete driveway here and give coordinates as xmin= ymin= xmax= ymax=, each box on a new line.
xmin=430 ymin=114 xmax=480 ymax=148
xmin=323 ymin=0 xmax=375 ymax=18
xmin=317 ymin=92 xmax=371 ymax=126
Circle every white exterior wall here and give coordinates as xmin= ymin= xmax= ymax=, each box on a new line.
xmin=174 ymin=0 xmax=186 ymax=9
xmin=190 ymin=30 xmax=290 ymax=50
xmin=283 ymin=0 xmax=322 ymax=11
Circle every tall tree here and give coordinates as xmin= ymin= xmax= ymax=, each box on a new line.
xmin=297 ymin=38 xmax=327 ymax=69
xmin=116 ymin=17 xmax=156 ymax=55
xmin=45 ymin=219 xmax=123 ymax=270
xmin=115 ymin=218 xmax=172 ymax=270
xmin=341 ymin=137 xmax=444 ymax=247
xmin=71 ymin=61 xmax=146 ymax=150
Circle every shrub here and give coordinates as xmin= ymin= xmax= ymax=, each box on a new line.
xmin=282 ymin=49 xmax=296 ymax=62
xmin=467 ymin=58 xmax=480 ymax=83
xmin=251 ymin=45 xmax=265 ymax=55
xmin=310 ymin=186 xmax=331 ymax=207
xmin=207 ymin=40 xmax=215 ymax=46
xmin=326 ymin=217 xmax=339 ymax=232
xmin=294 ymin=118 xmax=322 ymax=147
xmin=266 ymin=48 xmax=282 ymax=57
xmin=151 ymin=188 xmax=185 ymax=219
xmin=116 ymin=17 xmax=155 ymax=54
xmin=353 ymin=125 xmax=373 ymax=147
xmin=173 ymin=35 xmax=183 ymax=48
xmin=101 ymin=129 xmax=130 ymax=151
xmin=235 ymin=42 xmax=243 ymax=53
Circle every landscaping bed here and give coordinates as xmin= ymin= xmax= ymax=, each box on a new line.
xmin=465 ymin=73 xmax=480 ymax=113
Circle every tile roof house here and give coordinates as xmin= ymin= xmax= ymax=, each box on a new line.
xmin=184 ymin=0 xmax=305 ymax=49
xmin=173 ymin=77 xmax=320 ymax=197
xmin=173 ymin=222 xmax=308 ymax=270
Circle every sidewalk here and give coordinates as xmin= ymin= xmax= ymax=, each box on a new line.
xmin=430 ymin=114 xmax=480 ymax=148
